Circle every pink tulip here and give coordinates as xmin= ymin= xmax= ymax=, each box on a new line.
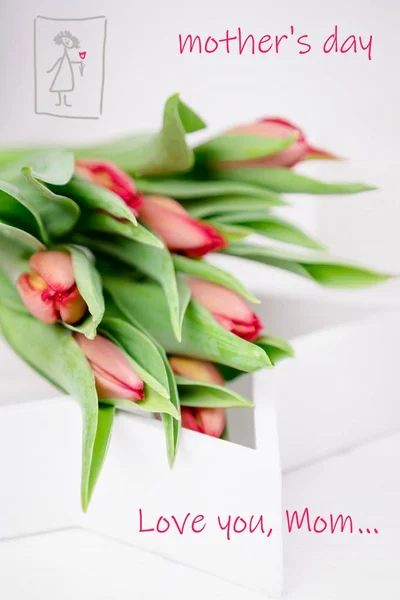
xmin=75 ymin=333 xmax=144 ymax=401
xmin=75 ymin=159 xmax=142 ymax=216
xmin=169 ymin=356 xmax=224 ymax=385
xmin=223 ymin=117 xmax=336 ymax=168
xmin=17 ymin=251 xmax=87 ymax=325
xmin=181 ymin=406 xmax=226 ymax=438
xmin=187 ymin=278 xmax=262 ymax=342
xmin=138 ymin=195 xmax=226 ymax=258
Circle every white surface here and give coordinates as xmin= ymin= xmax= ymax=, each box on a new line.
xmin=1 ymin=0 xmax=399 ymax=253
xmin=273 ymin=312 xmax=400 ymax=470
xmin=0 ymin=432 xmax=398 ymax=599
xmin=1 ymin=310 xmax=399 ymax=598
xmin=1 ymin=0 xmax=397 ymax=161
xmin=0 ymin=375 xmax=282 ymax=597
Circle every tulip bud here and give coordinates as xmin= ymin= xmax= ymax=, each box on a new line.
xmin=76 ymin=159 xmax=142 ymax=216
xmin=75 ymin=333 xmax=145 ymax=401
xmin=169 ymin=356 xmax=224 ymax=385
xmin=17 ymin=251 xmax=87 ymax=325
xmin=138 ymin=195 xmax=226 ymax=258
xmin=187 ymin=278 xmax=262 ymax=342
xmin=181 ymin=406 xmax=226 ymax=438
xmin=223 ymin=117 xmax=335 ymax=168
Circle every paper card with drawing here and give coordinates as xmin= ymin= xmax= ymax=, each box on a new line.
xmin=34 ymin=16 xmax=106 ymax=119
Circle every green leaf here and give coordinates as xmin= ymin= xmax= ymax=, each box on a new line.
xmin=56 ymin=176 xmax=137 ymax=225
xmin=0 ymin=180 xmax=43 ymax=238
xmin=208 ymin=221 xmax=252 ymax=243
xmin=104 ymin=295 xmax=181 ymax=466
xmin=0 ymin=148 xmax=38 ymax=169
xmin=84 ymin=236 xmax=187 ymax=341
xmin=0 ymin=151 xmax=78 ymax=242
xmin=105 ymin=278 xmax=271 ymax=372
xmin=0 ymin=269 xmax=27 ymax=313
xmin=177 ymin=377 xmax=253 ymax=408
xmin=25 ymin=150 xmax=75 ymax=185
xmin=100 ymin=317 xmax=170 ymax=400
xmin=0 ymin=307 xmax=98 ymax=511
xmin=215 ymin=167 xmax=376 ymax=195
xmin=213 ymin=213 xmax=325 ymax=250
xmin=217 ymin=334 xmax=294 ymax=381
xmin=136 ymin=178 xmax=284 ymax=204
xmin=224 ymin=243 xmax=391 ymax=288
xmin=64 ymin=245 xmax=105 ymax=339
xmin=195 ymin=133 xmax=297 ymax=162
xmin=184 ymin=195 xmax=278 ymax=218
xmin=0 ymin=221 xmax=44 ymax=281
xmin=255 ymin=335 xmax=294 ymax=365
xmin=160 ymin=357 xmax=181 ymax=467
xmin=87 ymin=404 xmax=115 ymax=505
xmin=172 ymin=254 xmax=259 ymax=304
xmin=20 ymin=167 xmax=80 ymax=238
xmin=210 ymin=210 xmax=271 ymax=223
xmin=76 ymin=94 xmax=206 ymax=176
xmin=81 ymin=212 xmax=163 ymax=248
xmin=0 ymin=150 xmax=74 ymax=186
xmin=104 ymin=385 xmax=179 ymax=419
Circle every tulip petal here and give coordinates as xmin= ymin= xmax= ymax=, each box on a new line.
xmin=181 ymin=406 xmax=226 ymax=437
xmin=76 ymin=159 xmax=142 ymax=214
xmin=16 ymin=273 xmax=57 ymax=324
xmin=91 ymin=363 xmax=144 ymax=401
xmin=233 ymin=118 xmax=303 ymax=141
xmin=169 ymin=356 xmax=224 ymax=385
xmin=29 ymin=251 xmax=75 ymax=292
xmin=225 ymin=118 xmax=316 ymax=168
xmin=181 ymin=406 xmax=203 ymax=433
xmin=58 ymin=286 xmax=88 ymax=325
xmin=197 ymin=407 xmax=226 ymax=438
xmin=187 ymin=278 xmax=263 ymax=342
xmin=306 ymin=145 xmax=340 ymax=161
xmin=187 ymin=278 xmax=253 ymax=322
xmin=139 ymin=195 xmax=226 ymax=257
xmin=75 ymin=333 xmax=144 ymax=401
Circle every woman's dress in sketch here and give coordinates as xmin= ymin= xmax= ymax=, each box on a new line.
xmin=47 ymin=30 xmax=84 ymax=107
xmin=49 ymin=50 xmax=74 ymax=93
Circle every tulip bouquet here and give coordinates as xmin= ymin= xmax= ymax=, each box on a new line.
xmin=0 ymin=95 xmax=388 ymax=510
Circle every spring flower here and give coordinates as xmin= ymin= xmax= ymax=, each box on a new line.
xmin=17 ymin=251 xmax=87 ymax=325
xmin=169 ymin=356 xmax=226 ymax=437
xmin=223 ymin=117 xmax=336 ymax=168
xmin=181 ymin=406 xmax=226 ymax=438
xmin=138 ymin=195 xmax=226 ymax=257
xmin=75 ymin=159 xmax=142 ymax=216
xmin=75 ymin=333 xmax=144 ymax=401
xmin=186 ymin=278 xmax=262 ymax=342
xmin=169 ymin=356 xmax=224 ymax=385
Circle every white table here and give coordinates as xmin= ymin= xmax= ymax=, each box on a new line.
xmin=0 ymin=431 xmax=398 ymax=599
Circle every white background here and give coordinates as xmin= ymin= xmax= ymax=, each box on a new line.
xmin=0 ymin=1 xmax=400 ymax=598
xmin=1 ymin=0 xmax=399 ymax=272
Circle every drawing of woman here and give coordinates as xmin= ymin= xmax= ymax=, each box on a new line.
xmin=47 ymin=30 xmax=84 ymax=107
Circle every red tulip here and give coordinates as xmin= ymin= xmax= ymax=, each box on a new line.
xmin=169 ymin=356 xmax=224 ymax=385
xmin=223 ymin=117 xmax=336 ymax=168
xmin=75 ymin=333 xmax=144 ymax=401
xmin=75 ymin=159 xmax=142 ymax=216
xmin=187 ymin=278 xmax=262 ymax=342
xmin=17 ymin=251 xmax=87 ymax=325
xmin=138 ymin=195 xmax=226 ymax=257
xmin=181 ymin=406 xmax=226 ymax=438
